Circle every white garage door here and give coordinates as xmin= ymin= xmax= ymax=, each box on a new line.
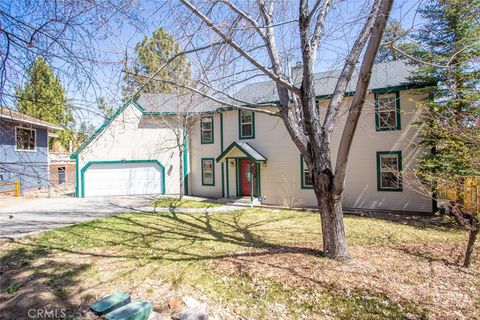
xmin=83 ymin=162 xmax=163 ymax=197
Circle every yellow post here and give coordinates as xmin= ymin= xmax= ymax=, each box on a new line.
xmin=15 ymin=180 xmax=20 ymax=197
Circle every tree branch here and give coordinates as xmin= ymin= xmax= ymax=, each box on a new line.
xmin=322 ymin=0 xmax=383 ymax=134
xmin=310 ymin=0 xmax=333 ymax=62
xmin=127 ymin=71 xmax=280 ymax=117
xmin=333 ymin=0 xmax=393 ymax=195
xmin=179 ymin=0 xmax=300 ymax=95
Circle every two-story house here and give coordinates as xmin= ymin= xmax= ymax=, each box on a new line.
xmin=0 ymin=107 xmax=62 ymax=194
xmin=71 ymin=61 xmax=433 ymax=213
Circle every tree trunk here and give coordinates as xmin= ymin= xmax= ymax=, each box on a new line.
xmin=179 ymin=143 xmax=184 ymax=201
xmin=317 ymin=193 xmax=348 ymax=259
xmin=312 ymin=168 xmax=348 ymax=260
xmin=464 ymin=222 xmax=478 ymax=268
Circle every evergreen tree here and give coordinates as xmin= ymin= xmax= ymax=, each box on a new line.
xmin=411 ymin=0 xmax=479 ymax=267
xmin=97 ymin=97 xmax=114 ymax=119
xmin=124 ymin=28 xmax=191 ymax=98
xmin=412 ymin=0 xmax=480 ymax=201
xmin=376 ymin=20 xmax=419 ymax=63
xmin=15 ymin=57 xmax=75 ymax=149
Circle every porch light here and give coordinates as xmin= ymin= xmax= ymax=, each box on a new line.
xmin=230 ymin=160 xmax=235 ymax=167
xmin=262 ymin=162 xmax=267 ymax=167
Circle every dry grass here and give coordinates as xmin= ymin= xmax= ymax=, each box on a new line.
xmin=151 ymin=197 xmax=222 ymax=209
xmin=0 ymin=209 xmax=478 ymax=319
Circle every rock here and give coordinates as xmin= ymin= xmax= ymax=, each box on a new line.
xmin=178 ymin=297 xmax=208 ymax=320
xmin=168 ymin=297 xmax=184 ymax=313
xmin=148 ymin=311 xmax=171 ymax=320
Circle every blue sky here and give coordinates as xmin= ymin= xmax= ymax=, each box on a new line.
xmin=3 ymin=0 xmax=426 ymax=128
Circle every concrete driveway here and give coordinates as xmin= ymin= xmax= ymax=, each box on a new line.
xmin=0 ymin=195 xmax=157 ymax=239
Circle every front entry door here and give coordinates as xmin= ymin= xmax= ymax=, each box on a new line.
xmin=240 ymin=160 xmax=256 ymax=196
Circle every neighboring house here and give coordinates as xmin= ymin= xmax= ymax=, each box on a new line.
xmin=0 ymin=107 xmax=62 ymax=194
xmin=72 ymin=61 xmax=433 ymax=213
xmin=49 ymin=152 xmax=76 ymax=191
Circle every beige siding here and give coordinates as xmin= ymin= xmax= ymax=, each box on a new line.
xmin=320 ymin=90 xmax=431 ymax=212
xmin=77 ymin=103 xmax=182 ymax=196
xmin=189 ymin=114 xmax=223 ymax=198
xmin=190 ymin=90 xmax=432 ymax=213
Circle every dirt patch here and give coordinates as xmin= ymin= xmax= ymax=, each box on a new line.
xmin=211 ymin=242 xmax=479 ymax=319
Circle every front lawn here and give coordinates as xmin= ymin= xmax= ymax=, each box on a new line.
xmin=0 ymin=209 xmax=478 ymax=319
xmin=152 ymin=197 xmax=222 ymax=209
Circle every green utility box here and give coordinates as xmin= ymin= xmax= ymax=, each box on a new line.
xmin=105 ymin=301 xmax=153 ymax=320
xmin=90 ymin=291 xmax=131 ymax=315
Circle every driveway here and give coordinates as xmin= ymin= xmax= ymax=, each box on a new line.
xmin=0 ymin=195 xmax=157 ymax=239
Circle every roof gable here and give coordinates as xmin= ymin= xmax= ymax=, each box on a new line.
xmin=0 ymin=107 xmax=62 ymax=130
xmin=70 ymin=100 xmax=143 ymax=158
xmin=216 ymin=141 xmax=267 ymax=163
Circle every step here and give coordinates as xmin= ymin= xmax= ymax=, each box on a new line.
xmin=90 ymin=291 xmax=131 ymax=315
xmin=105 ymin=301 xmax=153 ymax=320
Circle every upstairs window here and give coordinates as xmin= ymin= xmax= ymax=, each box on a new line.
xmin=200 ymin=116 xmax=214 ymax=144
xmin=239 ymin=110 xmax=255 ymax=139
xmin=300 ymin=155 xmax=313 ymax=189
xmin=376 ymin=151 xmax=403 ymax=191
xmin=16 ymin=127 xmax=36 ymax=151
xmin=201 ymin=158 xmax=215 ymax=186
xmin=375 ymin=92 xmax=401 ymax=131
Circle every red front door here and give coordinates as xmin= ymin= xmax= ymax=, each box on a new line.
xmin=240 ymin=160 xmax=256 ymax=196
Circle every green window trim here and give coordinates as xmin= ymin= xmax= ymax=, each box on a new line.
xmin=376 ymin=151 xmax=403 ymax=192
xmin=201 ymin=158 xmax=215 ymax=186
xmin=75 ymin=155 xmax=79 ymax=197
xmin=238 ymin=110 xmax=255 ymax=139
xmin=200 ymin=116 xmax=214 ymax=144
xmin=375 ymin=91 xmax=401 ymax=131
xmin=300 ymin=155 xmax=314 ymax=189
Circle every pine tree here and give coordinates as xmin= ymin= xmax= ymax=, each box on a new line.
xmin=97 ymin=97 xmax=114 ymax=119
xmin=412 ymin=0 xmax=480 ymax=267
xmin=15 ymin=57 xmax=75 ymax=149
xmin=376 ymin=20 xmax=419 ymax=63
xmin=124 ymin=28 xmax=191 ymax=98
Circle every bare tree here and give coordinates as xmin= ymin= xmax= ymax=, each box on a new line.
xmin=139 ymin=91 xmax=208 ymax=201
xmin=143 ymin=0 xmax=393 ymax=260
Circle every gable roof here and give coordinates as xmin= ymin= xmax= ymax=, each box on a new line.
xmin=70 ymin=96 xmax=221 ymax=158
xmin=235 ymin=60 xmax=416 ymax=104
xmin=71 ymin=61 xmax=421 ymax=158
xmin=0 ymin=107 xmax=62 ymax=130
xmin=216 ymin=141 xmax=267 ymax=163
xmin=137 ymin=92 xmax=221 ymax=114
xmin=70 ymin=100 xmax=143 ymax=158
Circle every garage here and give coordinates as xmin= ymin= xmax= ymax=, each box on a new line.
xmin=81 ymin=160 xmax=165 ymax=197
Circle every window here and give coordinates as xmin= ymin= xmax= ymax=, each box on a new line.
xmin=300 ymin=155 xmax=313 ymax=189
xmin=201 ymin=158 xmax=215 ymax=186
xmin=375 ymin=92 xmax=401 ymax=131
xmin=16 ymin=127 xmax=36 ymax=151
xmin=200 ymin=116 xmax=214 ymax=144
xmin=239 ymin=110 xmax=255 ymax=139
xmin=376 ymin=151 xmax=403 ymax=191
xmin=58 ymin=167 xmax=66 ymax=184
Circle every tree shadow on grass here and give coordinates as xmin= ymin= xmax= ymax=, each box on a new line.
xmin=3 ymin=210 xmax=443 ymax=319
xmin=14 ymin=210 xmax=324 ymax=263
xmin=0 ymin=246 xmax=95 ymax=320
